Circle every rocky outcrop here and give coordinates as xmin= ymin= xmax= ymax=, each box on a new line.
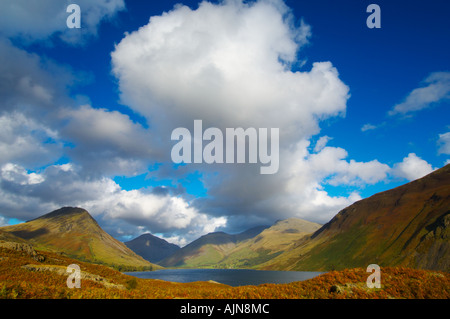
xmin=0 ymin=241 xmax=45 ymax=262
xmin=21 ymin=264 xmax=125 ymax=289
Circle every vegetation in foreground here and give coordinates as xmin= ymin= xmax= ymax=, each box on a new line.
xmin=0 ymin=247 xmax=448 ymax=299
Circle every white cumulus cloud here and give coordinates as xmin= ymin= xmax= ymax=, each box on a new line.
xmin=111 ymin=0 xmax=347 ymax=144
xmin=108 ymin=0 xmax=403 ymax=231
xmin=392 ymin=153 xmax=435 ymax=181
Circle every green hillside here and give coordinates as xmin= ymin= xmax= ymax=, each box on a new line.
xmin=215 ymin=218 xmax=322 ymax=269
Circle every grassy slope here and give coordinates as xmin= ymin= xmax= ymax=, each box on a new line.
xmin=216 ymin=218 xmax=322 ymax=269
xmin=1 ymin=246 xmax=448 ymax=299
xmin=0 ymin=207 xmax=159 ymax=270
xmin=261 ymin=165 xmax=450 ymax=272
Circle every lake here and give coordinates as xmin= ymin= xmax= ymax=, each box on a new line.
xmin=125 ymin=268 xmax=324 ymax=287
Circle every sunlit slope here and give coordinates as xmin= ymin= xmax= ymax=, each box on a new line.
xmin=0 ymin=207 xmax=159 ymax=270
xmin=217 ymin=218 xmax=322 ymax=268
xmin=261 ymin=165 xmax=450 ymax=271
xmin=160 ymin=219 xmax=321 ymax=269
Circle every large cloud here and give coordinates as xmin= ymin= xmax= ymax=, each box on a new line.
xmin=0 ymin=112 xmax=63 ymax=169
xmin=111 ymin=0 xmax=346 ymax=142
xmin=0 ymin=38 xmax=75 ymax=117
xmin=110 ymin=0 xmax=395 ymax=229
xmin=59 ymin=105 xmax=161 ymax=177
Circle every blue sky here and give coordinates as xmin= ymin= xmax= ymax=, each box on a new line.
xmin=0 ymin=0 xmax=449 ymax=246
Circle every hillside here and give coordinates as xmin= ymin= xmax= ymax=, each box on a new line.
xmin=0 ymin=207 xmax=160 ymax=270
xmin=214 ymin=218 xmax=322 ymax=269
xmin=125 ymin=233 xmax=180 ymax=263
xmin=159 ymin=226 xmax=268 ymax=268
xmin=261 ymin=164 xmax=450 ymax=272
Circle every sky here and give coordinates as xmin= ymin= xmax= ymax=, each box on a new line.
xmin=0 ymin=0 xmax=449 ymax=246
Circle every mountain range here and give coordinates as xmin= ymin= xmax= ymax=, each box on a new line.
xmin=158 ymin=219 xmax=321 ymax=268
xmin=159 ymin=225 xmax=270 ymax=268
xmin=133 ymin=164 xmax=449 ymax=272
xmin=0 ymin=164 xmax=448 ymax=272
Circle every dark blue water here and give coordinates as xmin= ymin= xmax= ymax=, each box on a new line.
xmin=125 ymin=268 xmax=324 ymax=287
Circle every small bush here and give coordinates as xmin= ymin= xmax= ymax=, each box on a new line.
xmin=126 ymin=278 xmax=138 ymax=290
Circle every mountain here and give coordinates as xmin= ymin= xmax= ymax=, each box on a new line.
xmin=261 ymin=164 xmax=450 ymax=272
xmin=159 ymin=226 xmax=269 ymax=268
xmin=0 ymin=207 xmax=160 ymax=270
xmin=125 ymin=233 xmax=180 ymax=263
xmin=216 ymin=218 xmax=322 ymax=269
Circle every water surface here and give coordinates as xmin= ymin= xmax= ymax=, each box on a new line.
xmin=126 ymin=268 xmax=324 ymax=287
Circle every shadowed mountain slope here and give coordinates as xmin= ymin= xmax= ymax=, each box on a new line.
xmin=125 ymin=233 xmax=180 ymax=263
